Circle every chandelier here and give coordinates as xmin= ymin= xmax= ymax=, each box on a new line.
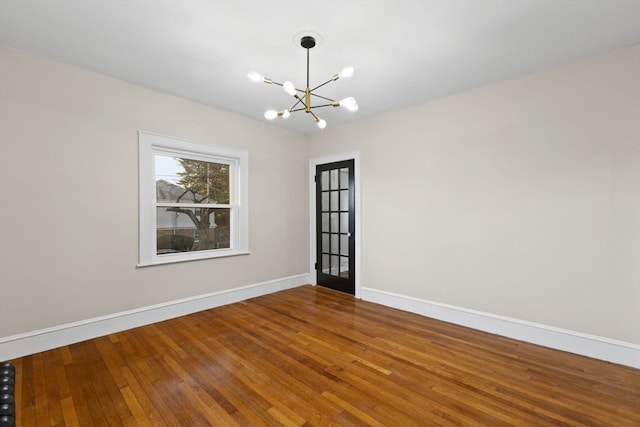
xmin=247 ymin=35 xmax=358 ymax=129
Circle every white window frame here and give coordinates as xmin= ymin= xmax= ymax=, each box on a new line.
xmin=138 ymin=131 xmax=249 ymax=266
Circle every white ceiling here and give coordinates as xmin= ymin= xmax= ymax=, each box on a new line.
xmin=1 ymin=0 xmax=639 ymax=135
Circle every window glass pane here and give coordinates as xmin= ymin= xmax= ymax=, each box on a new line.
xmin=155 ymin=155 xmax=230 ymax=204
xmin=330 ymin=213 xmax=339 ymax=233
xmin=321 ymin=171 xmax=329 ymax=191
xmin=330 ymin=169 xmax=339 ymax=190
xmin=340 ymin=168 xmax=349 ymax=189
xmin=321 ymin=192 xmax=329 ymax=211
xmin=156 ymin=207 xmax=230 ymax=254
xmin=341 ymin=235 xmax=349 ymax=256
xmin=330 ymin=191 xmax=339 ymax=212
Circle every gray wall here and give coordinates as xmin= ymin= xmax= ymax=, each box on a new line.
xmin=309 ymin=45 xmax=640 ymax=344
xmin=0 ymin=46 xmax=309 ymax=337
xmin=1 ymin=44 xmax=638 ymax=347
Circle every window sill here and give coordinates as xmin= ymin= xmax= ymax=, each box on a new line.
xmin=137 ymin=250 xmax=251 ymax=268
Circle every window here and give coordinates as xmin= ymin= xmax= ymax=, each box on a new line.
xmin=138 ymin=131 xmax=249 ymax=266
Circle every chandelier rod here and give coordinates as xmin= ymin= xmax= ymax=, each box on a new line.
xmin=306 ymin=45 xmax=310 ymax=89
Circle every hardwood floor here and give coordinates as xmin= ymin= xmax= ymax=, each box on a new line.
xmin=10 ymin=285 xmax=640 ymax=426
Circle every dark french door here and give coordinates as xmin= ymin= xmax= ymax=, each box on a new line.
xmin=316 ymin=160 xmax=355 ymax=295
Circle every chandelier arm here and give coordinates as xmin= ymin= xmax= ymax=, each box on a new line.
xmin=310 ymin=93 xmax=336 ymax=102
xmin=289 ymin=98 xmax=304 ymax=110
xmin=271 ymin=80 xmax=306 ymax=96
xmin=269 ymin=80 xmax=306 ymax=95
xmin=289 ymin=107 xmax=307 ymax=113
xmin=310 ymin=78 xmax=336 ymax=92
xmin=308 ymin=104 xmax=336 ymax=109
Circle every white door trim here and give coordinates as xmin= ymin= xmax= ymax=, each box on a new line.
xmin=309 ymin=151 xmax=362 ymax=298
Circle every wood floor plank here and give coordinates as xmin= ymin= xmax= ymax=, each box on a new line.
xmin=119 ymin=385 xmax=150 ymax=426
xmin=10 ymin=285 xmax=640 ymax=426
xmin=32 ymin=353 xmax=52 ymax=426
xmin=118 ymin=365 xmax=170 ymax=426
xmin=59 ymin=396 xmax=80 ymax=427
xmin=192 ymin=338 xmax=285 ymax=426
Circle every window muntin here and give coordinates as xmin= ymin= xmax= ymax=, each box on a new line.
xmin=139 ymin=132 xmax=249 ymax=266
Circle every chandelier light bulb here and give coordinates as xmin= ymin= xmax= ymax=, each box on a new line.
xmin=316 ymin=118 xmax=327 ymax=129
xmin=283 ymin=81 xmax=296 ymax=96
xmin=264 ymin=110 xmax=278 ymax=120
xmin=247 ymin=71 xmax=263 ymax=83
xmin=338 ymin=66 xmax=354 ymax=79
xmin=281 ymin=109 xmax=291 ymax=119
xmin=340 ymin=97 xmax=359 ymax=112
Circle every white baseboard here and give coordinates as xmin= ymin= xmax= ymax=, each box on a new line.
xmin=361 ymin=287 xmax=640 ymax=369
xmin=0 ymin=273 xmax=310 ymax=361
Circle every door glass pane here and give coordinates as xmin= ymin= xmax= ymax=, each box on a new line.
xmin=321 ymin=192 xmax=329 ymax=211
xmin=340 ymin=212 xmax=349 ymax=233
xmin=322 ymin=254 xmax=330 ymax=274
xmin=322 ymin=213 xmax=329 ymax=232
xmin=331 ymin=255 xmax=339 ymax=276
xmin=331 ymin=234 xmax=339 ymax=255
xmin=340 ymin=190 xmax=349 ymax=211
xmin=322 ymin=234 xmax=329 ymax=253
xmin=330 ymin=191 xmax=339 ymax=211
xmin=340 ymin=256 xmax=349 ymax=278
xmin=330 ymin=169 xmax=339 ymax=190
xmin=321 ymin=171 xmax=329 ymax=191
xmin=341 ymin=235 xmax=349 ymax=256
xmin=340 ymin=168 xmax=349 ymax=189
xmin=330 ymin=213 xmax=339 ymax=233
